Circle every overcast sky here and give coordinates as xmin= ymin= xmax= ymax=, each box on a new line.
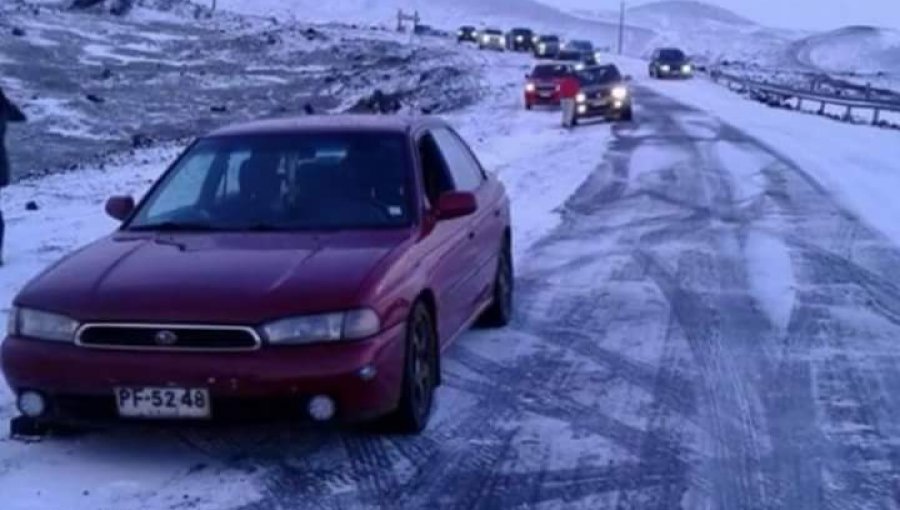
xmin=540 ymin=0 xmax=900 ymax=30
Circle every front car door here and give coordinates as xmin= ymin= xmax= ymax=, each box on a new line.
xmin=408 ymin=131 xmax=473 ymax=345
xmin=430 ymin=127 xmax=506 ymax=320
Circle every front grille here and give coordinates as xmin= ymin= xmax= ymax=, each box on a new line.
xmin=76 ymin=324 xmax=261 ymax=351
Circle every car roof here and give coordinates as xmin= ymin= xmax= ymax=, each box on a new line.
xmin=206 ymin=115 xmax=445 ymax=137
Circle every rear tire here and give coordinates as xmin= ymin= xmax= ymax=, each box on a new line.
xmin=478 ymin=239 xmax=513 ymax=327
xmin=387 ymin=302 xmax=437 ymax=434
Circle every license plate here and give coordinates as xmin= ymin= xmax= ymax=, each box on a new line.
xmin=115 ymin=387 xmax=211 ymax=419
xmin=538 ymin=92 xmax=553 ymax=98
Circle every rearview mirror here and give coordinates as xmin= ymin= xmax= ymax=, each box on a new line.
xmin=435 ymin=191 xmax=477 ymax=220
xmin=105 ymin=195 xmax=135 ymax=222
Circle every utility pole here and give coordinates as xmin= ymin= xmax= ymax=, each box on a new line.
xmin=617 ymin=0 xmax=625 ymax=55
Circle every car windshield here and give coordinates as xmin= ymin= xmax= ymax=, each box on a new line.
xmin=659 ymin=49 xmax=687 ymax=61
xmin=485 ymin=29 xmax=502 ymax=35
xmin=567 ymin=40 xmax=593 ymax=51
xmin=532 ymin=64 xmax=570 ymax=78
xmin=128 ymin=132 xmax=413 ymax=231
xmin=577 ymin=65 xmax=622 ymax=85
xmin=511 ymin=29 xmax=531 ymax=35
xmin=539 ymin=35 xmax=559 ymax=43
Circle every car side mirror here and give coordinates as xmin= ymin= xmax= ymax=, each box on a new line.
xmin=105 ymin=195 xmax=135 ymax=222
xmin=435 ymin=191 xmax=477 ymax=220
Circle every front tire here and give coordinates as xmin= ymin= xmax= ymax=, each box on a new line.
xmin=478 ymin=239 xmax=513 ymax=327
xmin=388 ymin=302 xmax=438 ymax=434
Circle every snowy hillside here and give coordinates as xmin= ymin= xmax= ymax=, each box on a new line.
xmin=216 ymin=0 xmax=656 ymax=53
xmin=790 ymin=26 xmax=900 ymax=74
xmin=627 ymin=0 xmax=754 ymax=29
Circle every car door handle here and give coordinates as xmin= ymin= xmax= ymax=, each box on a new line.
xmin=468 ymin=231 xmax=476 ymax=240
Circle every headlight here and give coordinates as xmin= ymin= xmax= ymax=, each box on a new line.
xmin=682 ymin=64 xmax=693 ymax=73
xmin=594 ymin=51 xmax=603 ymax=61
xmin=10 ymin=307 xmax=79 ymax=342
xmin=263 ymin=309 xmax=381 ymax=345
xmin=660 ymin=64 xmax=671 ymax=72
xmin=576 ymin=92 xmax=587 ymax=103
xmin=516 ymin=35 xmax=524 ymax=42
xmin=611 ymin=86 xmax=628 ymax=100
xmin=483 ymin=35 xmax=490 ymax=43
xmin=525 ymin=82 xmax=536 ymax=92
xmin=539 ymin=43 xmax=546 ymax=51
xmin=575 ymin=63 xmax=586 ymax=71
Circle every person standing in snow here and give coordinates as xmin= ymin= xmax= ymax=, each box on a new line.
xmin=0 ymin=86 xmax=27 ymax=265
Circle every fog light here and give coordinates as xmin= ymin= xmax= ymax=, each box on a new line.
xmin=613 ymin=100 xmax=624 ymax=109
xmin=308 ymin=395 xmax=335 ymax=422
xmin=17 ymin=391 xmax=47 ymax=418
xmin=577 ymin=105 xmax=588 ymax=114
xmin=358 ymin=365 xmax=377 ymax=381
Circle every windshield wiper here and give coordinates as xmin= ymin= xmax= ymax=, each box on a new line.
xmin=128 ymin=221 xmax=224 ymax=232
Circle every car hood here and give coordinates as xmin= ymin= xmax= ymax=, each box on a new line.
xmin=16 ymin=230 xmax=411 ymax=324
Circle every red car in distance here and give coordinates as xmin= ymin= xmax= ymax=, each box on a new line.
xmin=524 ymin=62 xmax=580 ymax=110
xmin=2 ymin=115 xmax=513 ymax=435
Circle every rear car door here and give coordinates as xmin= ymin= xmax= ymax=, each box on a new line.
xmin=431 ymin=127 xmax=505 ymax=317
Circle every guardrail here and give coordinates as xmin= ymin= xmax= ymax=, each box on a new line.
xmin=707 ymin=69 xmax=900 ymax=127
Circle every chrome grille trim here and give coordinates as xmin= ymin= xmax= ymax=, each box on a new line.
xmin=75 ymin=323 xmax=262 ymax=352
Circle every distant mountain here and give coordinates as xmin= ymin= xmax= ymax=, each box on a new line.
xmin=789 ymin=26 xmax=900 ymax=74
xmin=627 ymin=0 xmax=755 ymax=29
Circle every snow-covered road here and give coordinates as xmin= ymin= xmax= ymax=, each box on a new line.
xmin=3 ymin=28 xmax=900 ymax=510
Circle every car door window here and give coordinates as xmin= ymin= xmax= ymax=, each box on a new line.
xmin=417 ymin=133 xmax=455 ymax=206
xmin=430 ymin=128 xmax=485 ymax=192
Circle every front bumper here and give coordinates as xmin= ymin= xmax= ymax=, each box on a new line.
xmin=1 ymin=322 xmax=407 ymax=425
xmin=657 ymin=68 xmax=693 ymax=79
xmin=575 ymin=99 xmax=631 ymax=118
xmin=526 ymin=91 xmax=561 ymax=106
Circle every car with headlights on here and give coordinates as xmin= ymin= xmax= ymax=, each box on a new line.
xmin=2 ymin=115 xmax=513 ymax=436
xmin=649 ymin=47 xmax=693 ymax=79
xmin=563 ymin=40 xmax=597 ymax=66
xmin=457 ymin=25 xmax=478 ymax=43
xmin=570 ymin=64 xmax=633 ymax=125
xmin=523 ymin=62 xmax=578 ymax=109
xmin=506 ymin=27 xmax=535 ymax=52
xmin=533 ymin=34 xmax=561 ymax=59
xmin=478 ymin=28 xmax=506 ymax=51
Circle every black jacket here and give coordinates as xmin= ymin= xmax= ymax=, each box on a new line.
xmin=0 ymin=89 xmax=27 ymax=188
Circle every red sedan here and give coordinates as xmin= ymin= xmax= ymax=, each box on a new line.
xmin=2 ymin=115 xmax=513 ymax=435
xmin=524 ymin=62 xmax=579 ymax=109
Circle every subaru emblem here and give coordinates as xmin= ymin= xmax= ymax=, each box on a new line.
xmin=154 ymin=330 xmax=178 ymax=346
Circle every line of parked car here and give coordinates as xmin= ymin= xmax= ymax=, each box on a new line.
xmin=456 ymin=25 xmax=694 ymax=127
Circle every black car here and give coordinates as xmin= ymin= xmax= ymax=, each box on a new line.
xmin=534 ymin=35 xmax=561 ymax=59
xmin=457 ymin=25 xmax=478 ymax=43
xmin=564 ymin=40 xmax=597 ymax=65
xmin=556 ymin=48 xmax=595 ymax=69
xmin=570 ymin=64 xmax=633 ymax=125
xmin=649 ymin=48 xmax=693 ymax=79
xmin=507 ymin=27 xmax=535 ymax=52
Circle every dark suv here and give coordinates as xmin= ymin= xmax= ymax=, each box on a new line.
xmin=457 ymin=25 xmax=478 ymax=43
xmin=507 ymin=27 xmax=535 ymax=52
xmin=534 ymin=35 xmax=561 ymax=59
xmin=649 ymin=48 xmax=693 ymax=79
xmin=564 ymin=40 xmax=597 ymax=65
